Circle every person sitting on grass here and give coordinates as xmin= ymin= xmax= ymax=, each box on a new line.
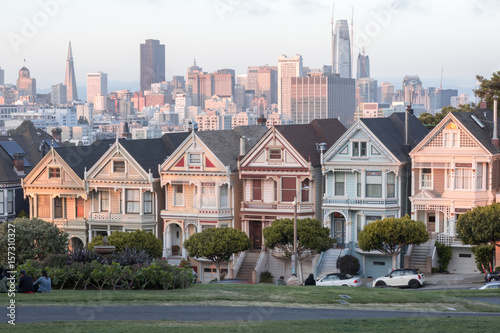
xmin=286 ymin=274 xmax=300 ymax=286
xmin=33 ymin=269 xmax=51 ymax=293
xmin=275 ymin=276 xmax=286 ymax=285
xmin=16 ymin=270 xmax=34 ymax=293
xmin=0 ymin=267 xmax=8 ymax=293
xmin=304 ymin=273 xmax=316 ymax=286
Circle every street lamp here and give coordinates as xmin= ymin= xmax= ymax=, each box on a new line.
xmin=292 ymin=185 xmax=309 ymax=278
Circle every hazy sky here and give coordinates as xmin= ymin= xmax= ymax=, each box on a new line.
xmin=1 ymin=0 xmax=499 ymax=97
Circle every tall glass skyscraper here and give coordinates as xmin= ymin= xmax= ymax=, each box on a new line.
xmin=140 ymin=39 xmax=165 ymax=92
xmin=332 ymin=20 xmax=351 ymax=79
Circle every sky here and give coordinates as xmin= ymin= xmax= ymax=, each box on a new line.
xmin=1 ymin=0 xmax=499 ymax=100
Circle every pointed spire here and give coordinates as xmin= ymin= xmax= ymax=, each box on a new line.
xmin=67 ymin=41 xmax=73 ymax=60
xmin=193 ymin=56 xmax=196 ymax=67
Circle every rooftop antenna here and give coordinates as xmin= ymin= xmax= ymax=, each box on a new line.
xmin=439 ymin=66 xmax=444 ymax=90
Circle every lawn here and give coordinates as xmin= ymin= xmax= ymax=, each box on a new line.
xmin=1 ymin=317 xmax=500 ymax=333
xmin=2 ymin=283 xmax=500 ymax=312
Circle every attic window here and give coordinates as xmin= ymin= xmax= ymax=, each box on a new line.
xmin=269 ymin=148 xmax=281 ymax=160
xmin=49 ymin=168 xmax=61 ymax=179
xmin=113 ymin=161 xmax=125 ymax=172
xmin=189 ymin=153 xmax=201 ymax=165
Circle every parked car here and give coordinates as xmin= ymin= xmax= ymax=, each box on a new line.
xmin=372 ymin=269 xmax=426 ymax=289
xmin=316 ymin=273 xmax=362 ymax=287
xmin=485 ymin=271 xmax=500 ymax=282
xmin=478 ymin=281 xmax=500 ymax=289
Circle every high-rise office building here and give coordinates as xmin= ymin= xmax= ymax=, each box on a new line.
xmin=402 ymin=75 xmax=423 ymax=104
xmin=87 ymin=72 xmax=108 ymax=104
xmin=214 ymin=69 xmax=235 ymax=98
xmin=332 ymin=20 xmax=351 ymax=78
xmin=278 ymin=54 xmax=303 ymax=119
xmin=247 ymin=65 xmax=278 ymax=104
xmin=356 ymin=52 xmax=370 ymax=79
xmin=356 ymin=78 xmax=377 ymax=104
xmin=140 ymin=39 xmax=165 ymax=92
xmin=380 ymin=82 xmax=395 ymax=104
xmin=65 ymin=41 xmax=78 ymax=102
xmin=51 ymin=83 xmax=67 ymax=105
xmin=0 ymin=67 xmax=4 ymax=85
xmin=17 ymin=67 xmax=36 ymax=102
xmin=291 ymin=73 xmax=355 ymax=126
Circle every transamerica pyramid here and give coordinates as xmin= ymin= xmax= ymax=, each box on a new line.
xmin=65 ymin=41 xmax=78 ymax=102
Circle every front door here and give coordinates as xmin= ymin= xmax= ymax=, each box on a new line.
xmin=333 ymin=213 xmax=345 ymax=247
xmin=250 ymin=221 xmax=262 ymax=250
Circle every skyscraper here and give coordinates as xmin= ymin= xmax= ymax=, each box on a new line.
xmin=356 ymin=52 xmax=370 ymax=79
xmin=51 ymin=83 xmax=67 ymax=105
xmin=17 ymin=67 xmax=36 ymax=102
xmin=332 ymin=20 xmax=351 ymax=79
xmin=65 ymin=41 xmax=78 ymax=102
xmin=87 ymin=72 xmax=108 ymax=104
xmin=0 ymin=67 xmax=4 ymax=85
xmin=278 ymin=54 xmax=303 ymax=119
xmin=140 ymin=39 xmax=165 ymax=92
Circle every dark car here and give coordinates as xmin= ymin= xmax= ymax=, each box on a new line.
xmin=485 ymin=271 xmax=500 ymax=282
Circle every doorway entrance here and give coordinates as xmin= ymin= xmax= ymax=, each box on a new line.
xmin=332 ymin=212 xmax=345 ymax=247
xmin=249 ymin=221 xmax=262 ymax=250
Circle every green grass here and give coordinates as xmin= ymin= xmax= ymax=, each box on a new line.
xmin=1 ymin=317 xmax=500 ymax=333
xmin=2 ymin=284 xmax=500 ymax=312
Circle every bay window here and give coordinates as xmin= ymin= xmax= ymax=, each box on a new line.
xmin=252 ymin=179 xmax=262 ymax=201
xmin=201 ymin=182 xmax=216 ymax=208
xmin=387 ymin=172 xmax=395 ymax=198
xmin=144 ymin=191 xmax=152 ymax=214
xmin=126 ymin=189 xmax=140 ymax=213
xmin=366 ymin=171 xmax=382 ymax=198
xmin=220 ymin=184 xmax=228 ymax=207
xmin=335 ymin=172 xmax=345 ymax=196
xmin=281 ymin=177 xmax=296 ymax=202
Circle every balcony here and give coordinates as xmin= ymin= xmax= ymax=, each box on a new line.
xmin=241 ymin=201 xmax=314 ymax=213
xmin=89 ymin=212 xmax=156 ymax=224
xmin=322 ymin=197 xmax=399 ymax=209
xmin=53 ymin=219 xmax=86 ymax=229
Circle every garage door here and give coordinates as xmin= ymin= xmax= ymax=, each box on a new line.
xmin=365 ymin=256 xmax=392 ymax=279
xmin=447 ymin=248 xmax=479 ymax=273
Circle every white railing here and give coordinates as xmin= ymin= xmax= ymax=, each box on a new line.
xmin=431 ymin=246 xmax=438 ymax=268
xmin=89 ymin=213 xmax=156 ymax=223
xmin=323 ymin=197 xmax=398 ymax=207
xmin=233 ymin=251 xmax=246 ymax=278
xmin=253 ymin=251 xmax=268 ymax=284
xmin=53 ymin=219 xmax=86 ymax=228
xmin=436 ymin=233 xmax=452 ymax=246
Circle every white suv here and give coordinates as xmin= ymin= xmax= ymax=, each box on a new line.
xmin=372 ymin=269 xmax=426 ymax=289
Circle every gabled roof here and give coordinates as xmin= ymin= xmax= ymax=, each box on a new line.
xmin=0 ymin=128 xmax=54 ymax=183
xmin=274 ymin=119 xmax=346 ymax=167
xmin=452 ymin=108 xmax=500 ymax=154
xmin=56 ymin=132 xmax=190 ymax=179
xmin=195 ymin=126 xmax=268 ymax=172
xmin=360 ymin=113 xmax=428 ymax=162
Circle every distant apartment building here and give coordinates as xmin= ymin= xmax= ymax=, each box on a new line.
xmin=379 ymin=82 xmax=395 ymax=104
xmin=51 ymin=83 xmax=67 ymax=105
xmin=140 ymin=39 xmax=166 ymax=92
xmin=356 ymin=78 xmax=378 ymax=105
xmin=214 ymin=69 xmax=235 ymax=98
xmin=0 ymin=67 xmax=4 ymax=85
xmin=87 ymin=72 xmax=108 ymax=105
xmin=278 ymin=54 xmax=303 ymax=120
xmin=76 ymin=103 xmax=93 ymax=124
xmin=451 ymin=94 xmax=469 ymax=108
xmin=290 ymin=73 xmax=355 ymax=126
xmin=231 ymin=111 xmax=257 ymax=129
xmin=204 ymin=95 xmax=230 ymax=111
xmin=247 ymin=66 xmax=278 ymax=104
xmin=174 ymin=92 xmax=192 ymax=123
xmin=195 ymin=111 xmax=232 ymax=131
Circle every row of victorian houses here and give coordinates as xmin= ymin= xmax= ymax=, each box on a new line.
xmin=8 ymin=105 xmax=500 ymax=282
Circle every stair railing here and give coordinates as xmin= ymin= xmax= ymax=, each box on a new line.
xmin=233 ymin=251 xmax=246 ymax=278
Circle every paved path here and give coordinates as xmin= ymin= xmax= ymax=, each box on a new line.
xmin=3 ymin=305 xmax=500 ymax=323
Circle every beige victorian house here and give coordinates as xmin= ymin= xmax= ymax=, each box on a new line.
xmin=23 ymin=133 xmax=189 ymax=248
xmin=410 ymin=108 xmax=500 ymax=273
xmin=160 ymin=126 xmax=268 ymax=282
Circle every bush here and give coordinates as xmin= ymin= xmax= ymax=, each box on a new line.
xmin=69 ymin=247 xmax=103 ymax=264
xmin=0 ymin=218 xmax=68 ymax=265
xmin=471 ymin=244 xmax=495 ymax=271
xmin=336 ymin=254 xmax=360 ymax=275
xmin=435 ymin=242 xmax=452 ymax=272
xmin=87 ymin=230 xmax=162 ymax=258
xmin=45 ymin=254 xmax=70 ymax=269
xmin=111 ymin=247 xmax=152 ymax=266
xmin=431 ymin=267 xmax=439 ymax=274
xmin=259 ymin=271 xmax=274 ymax=283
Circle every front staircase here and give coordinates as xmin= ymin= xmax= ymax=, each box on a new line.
xmin=236 ymin=252 xmax=260 ymax=282
xmin=316 ymin=248 xmax=343 ymax=278
xmin=407 ymin=240 xmax=434 ymax=274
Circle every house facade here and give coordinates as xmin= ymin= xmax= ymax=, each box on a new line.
xmin=22 ymin=134 xmax=189 ymax=248
xmin=322 ymin=113 xmax=428 ymax=277
xmin=410 ymin=109 xmax=500 ymax=273
xmin=238 ymin=119 xmax=346 ymax=279
xmin=159 ymin=126 xmax=268 ymax=282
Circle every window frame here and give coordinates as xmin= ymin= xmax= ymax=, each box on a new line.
xmin=201 ymin=182 xmax=216 ymax=208
xmin=113 ymin=160 xmax=126 ymax=173
xmin=421 ymin=168 xmax=432 ymax=189
xmin=301 ymin=179 xmax=310 ymax=202
xmin=352 ymin=141 xmax=368 ymax=158
xmin=7 ymin=190 xmax=13 ymax=214
xmin=0 ymin=191 xmax=4 ymax=215
xmin=144 ymin=191 xmax=152 ymax=214
xmin=126 ymin=189 xmax=140 ymax=214
xmin=334 ymin=172 xmax=345 ymax=196
xmin=366 ymin=171 xmax=382 ymax=198
xmin=252 ymin=179 xmax=262 ymax=201
xmin=173 ymin=184 xmax=185 ymax=207
xmin=387 ymin=172 xmax=396 ymax=198
xmin=76 ymin=197 xmax=85 ymax=218
xmin=100 ymin=191 xmax=109 ymax=212
xmin=281 ymin=177 xmax=297 ymax=203
xmin=269 ymin=148 xmax=282 ymax=160
xmin=188 ymin=153 xmax=202 ymax=165
xmin=49 ymin=167 xmax=61 ymax=179
xmin=54 ymin=197 xmax=64 ymax=219
xmin=220 ymin=184 xmax=229 ymax=208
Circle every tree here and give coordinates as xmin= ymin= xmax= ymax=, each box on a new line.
xmin=87 ymin=230 xmax=162 ymax=258
xmin=0 ymin=218 xmax=69 ymax=265
xmin=457 ymin=203 xmax=500 ymax=251
xmin=358 ymin=215 xmax=429 ymax=269
xmin=475 ymin=71 xmax=500 ymax=108
xmin=78 ymin=116 xmax=89 ymax=125
xmin=263 ymin=218 xmax=335 ymax=282
xmin=7 ymin=120 xmax=36 ymax=135
xmin=418 ymin=104 xmax=475 ymax=127
xmin=183 ymin=227 xmax=251 ymax=281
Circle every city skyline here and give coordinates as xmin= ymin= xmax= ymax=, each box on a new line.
xmin=1 ymin=0 xmax=499 ymax=98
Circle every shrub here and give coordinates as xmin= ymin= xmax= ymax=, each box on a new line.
xmin=259 ymin=271 xmax=274 ymax=283
xmin=87 ymin=231 xmax=162 ymax=258
xmin=69 ymin=247 xmax=103 ymax=264
xmin=431 ymin=267 xmax=439 ymax=274
xmin=336 ymin=254 xmax=360 ymax=275
xmin=435 ymin=242 xmax=452 ymax=272
xmin=471 ymin=244 xmax=495 ymax=271
xmin=179 ymin=259 xmax=192 ymax=269
xmin=111 ymin=247 xmax=152 ymax=266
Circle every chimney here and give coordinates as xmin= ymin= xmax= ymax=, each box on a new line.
xmin=240 ymin=136 xmax=246 ymax=156
xmin=51 ymin=128 xmax=62 ymax=142
xmin=188 ymin=122 xmax=193 ymax=133
xmin=492 ymin=96 xmax=499 ymax=149
xmin=257 ymin=115 xmax=267 ymax=126
xmin=13 ymin=152 xmax=25 ymax=175
xmin=480 ymin=101 xmax=488 ymax=109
